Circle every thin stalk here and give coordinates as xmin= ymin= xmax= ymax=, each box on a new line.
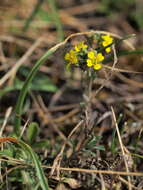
xmin=14 ymin=47 xmax=56 ymax=135
xmin=14 ymin=31 xmax=138 ymax=136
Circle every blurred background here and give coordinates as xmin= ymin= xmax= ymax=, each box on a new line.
xmin=1 ymin=1 xmax=143 ymax=189
xmin=0 ymin=0 xmax=143 ymax=135
xmin=0 ymin=0 xmax=143 ymax=43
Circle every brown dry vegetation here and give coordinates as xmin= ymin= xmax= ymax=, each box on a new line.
xmin=0 ymin=0 xmax=143 ymax=189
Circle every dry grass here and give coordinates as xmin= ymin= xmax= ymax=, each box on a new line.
xmin=1 ymin=0 xmax=143 ymax=189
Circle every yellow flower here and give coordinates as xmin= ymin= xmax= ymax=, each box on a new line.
xmin=101 ymin=34 xmax=113 ymax=45
xmin=101 ymin=34 xmax=113 ymax=53
xmin=86 ymin=51 xmax=104 ymax=70
xmin=87 ymin=59 xmax=93 ymax=67
xmin=105 ymin=47 xmax=111 ymax=53
xmin=74 ymin=41 xmax=88 ymax=52
xmin=96 ymin=53 xmax=104 ymax=62
xmin=88 ymin=51 xmax=95 ymax=59
xmin=93 ymin=63 xmax=102 ymax=70
xmin=64 ymin=49 xmax=78 ymax=64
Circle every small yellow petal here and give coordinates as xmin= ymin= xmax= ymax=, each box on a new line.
xmin=102 ymin=35 xmax=113 ymax=41
xmin=73 ymin=58 xmax=78 ymax=64
xmin=74 ymin=41 xmax=88 ymax=52
xmin=65 ymin=49 xmax=78 ymax=64
xmin=94 ymin=64 xmax=102 ymax=70
xmin=64 ymin=53 xmax=70 ymax=60
xmin=88 ymin=51 xmax=95 ymax=59
xmin=101 ymin=35 xmax=113 ymax=50
xmin=69 ymin=49 xmax=75 ymax=54
xmin=97 ymin=53 xmax=104 ymax=62
xmin=105 ymin=47 xmax=111 ymax=53
xmin=101 ymin=35 xmax=108 ymax=40
xmin=80 ymin=42 xmax=87 ymax=49
xmin=87 ymin=59 xmax=93 ymax=67
xmin=75 ymin=46 xmax=80 ymax=52
xmin=102 ymin=41 xmax=108 ymax=47
xmin=82 ymin=43 xmax=88 ymax=49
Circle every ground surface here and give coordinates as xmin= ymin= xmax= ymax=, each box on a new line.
xmin=0 ymin=0 xmax=143 ymax=189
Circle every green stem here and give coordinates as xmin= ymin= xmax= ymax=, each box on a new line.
xmin=104 ymin=49 xmax=143 ymax=64
xmin=118 ymin=49 xmax=143 ymax=56
xmin=14 ymin=47 xmax=56 ymax=135
xmin=14 ymin=31 xmax=143 ymax=136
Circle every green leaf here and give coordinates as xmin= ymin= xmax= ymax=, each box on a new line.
xmin=94 ymin=145 xmax=105 ymax=151
xmin=14 ymin=37 xmax=60 ymax=135
xmin=18 ymin=140 xmax=49 ymax=190
xmin=0 ymin=149 xmax=14 ymax=157
xmin=32 ymin=76 xmax=58 ymax=92
xmin=21 ymin=170 xmax=36 ymax=189
xmin=32 ymin=140 xmax=49 ymax=149
xmin=0 ymin=76 xmax=58 ymax=99
xmin=86 ymin=136 xmax=100 ymax=149
xmin=19 ymin=68 xmax=58 ymax=92
xmin=27 ymin=122 xmax=39 ymax=145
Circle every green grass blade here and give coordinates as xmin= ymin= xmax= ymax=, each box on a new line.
xmin=117 ymin=49 xmax=143 ymax=56
xmin=14 ymin=31 xmax=140 ymax=136
xmin=18 ymin=140 xmax=49 ymax=190
xmin=104 ymin=48 xmax=143 ymax=64
xmin=14 ymin=46 xmax=57 ymax=135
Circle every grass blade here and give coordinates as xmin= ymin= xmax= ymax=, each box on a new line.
xmin=14 ymin=47 xmax=57 ymax=135
xmin=18 ymin=140 xmax=49 ymax=190
xmin=14 ymin=31 xmax=136 ymax=136
xmin=0 ymin=137 xmax=49 ymax=190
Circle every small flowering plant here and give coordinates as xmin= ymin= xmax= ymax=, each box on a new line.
xmin=64 ymin=34 xmax=113 ymax=71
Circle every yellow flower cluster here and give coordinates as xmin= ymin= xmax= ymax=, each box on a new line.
xmin=64 ymin=35 xmax=113 ymax=71
xmin=74 ymin=41 xmax=88 ymax=52
xmin=64 ymin=49 xmax=78 ymax=65
xmin=65 ymin=41 xmax=88 ymax=65
xmin=87 ymin=51 xmax=104 ymax=70
xmin=101 ymin=34 xmax=113 ymax=53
